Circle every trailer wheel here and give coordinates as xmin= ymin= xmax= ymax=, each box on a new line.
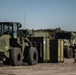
xmin=10 ymin=47 xmax=22 ymax=66
xmin=66 ymin=47 xmax=73 ymax=58
xmin=27 ymin=47 xmax=38 ymax=65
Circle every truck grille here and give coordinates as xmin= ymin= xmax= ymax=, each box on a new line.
xmin=0 ymin=39 xmax=6 ymax=50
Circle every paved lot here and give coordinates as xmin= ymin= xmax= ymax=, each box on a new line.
xmin=0 ymin=58 xmax=76 ymax=75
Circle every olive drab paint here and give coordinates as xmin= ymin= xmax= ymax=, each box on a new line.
xmin=33 ymin=31 xmax=50 ymax=62
xmin=33 ymin=30 xmax=64 ymax=63
xmin=0 ymin=22 xmax=39 ymax=66
xmin=58 ymin=39 xmax=64 ymax=62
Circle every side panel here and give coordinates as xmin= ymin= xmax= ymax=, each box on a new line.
xmin=60 ymin=39 xmax=64 ymax=62
xmin=50 ymin=39 xmax=64 ymax=63
xmin=43 ymin=37 xmax=50 ymax=62
xmin=50 ymin=39 xmax=58 ymax=63
xmin=0 ymin=35 xmax=11 ymax=59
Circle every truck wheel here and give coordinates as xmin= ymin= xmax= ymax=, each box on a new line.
xmin=27 ymin=47 xmax=38 ymax=65
xmin=66 ymin=47 xmax=73 ymax=58
xmin=10 ymin=47 xmax=22 ymax=66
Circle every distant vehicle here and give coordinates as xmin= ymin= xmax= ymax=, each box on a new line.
xmin=55 ymin=32 xmax=76 ymax=58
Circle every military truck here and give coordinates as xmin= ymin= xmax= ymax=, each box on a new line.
xmin=55 ymin=32 xmax=76 ymax=58
xmin=0 ymin=22 xmax=38 ymax=66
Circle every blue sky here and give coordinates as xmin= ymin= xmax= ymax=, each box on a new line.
xmin=0 ymin=0 xmax=76 ymax=31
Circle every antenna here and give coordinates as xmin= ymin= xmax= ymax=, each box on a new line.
xmin=24 ymin=11 xmax=25 ymax=29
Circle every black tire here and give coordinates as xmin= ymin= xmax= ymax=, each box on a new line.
xmin=27 ymin=47 xmax=38 ymax=65
xmin=65 ymin=47 xmax=73 ymax=58
xmin=10 ymin=47 xmax=22 ymax=66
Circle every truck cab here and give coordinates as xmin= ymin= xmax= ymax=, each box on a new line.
xmin=0 ymin=22 xmax=21 ymax=37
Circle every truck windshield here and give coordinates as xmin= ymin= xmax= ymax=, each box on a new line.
xmin=55 ymin=32 xmax=71 ymax=39
xmin=3 ymin=23 xmax=13 ymax=34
